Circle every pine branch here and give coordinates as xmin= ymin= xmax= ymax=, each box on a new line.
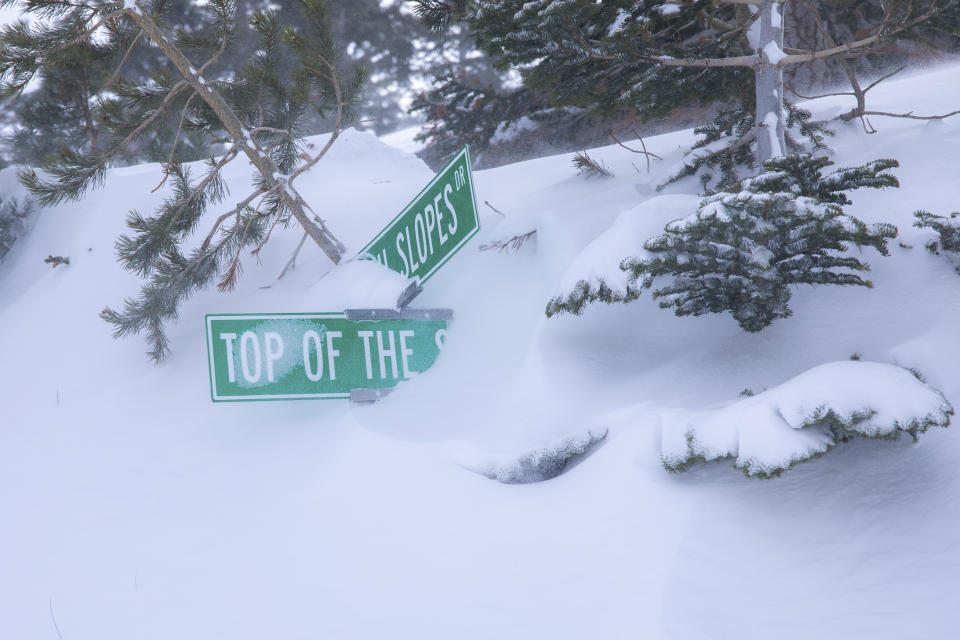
xmin=573 ymin=151 xmax=614 ymax=179
xmin=119 ymin=2 xmax=346 ymax=264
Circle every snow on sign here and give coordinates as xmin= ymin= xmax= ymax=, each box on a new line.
xmin=205 ymin=310 xmax=450 ymax=401
xmin=360 ymin=145 xmax=479 ymax=285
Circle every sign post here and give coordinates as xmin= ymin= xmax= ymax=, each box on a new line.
xmin=360 ymin=146 xmax=479 ymax=286
xmin=205 ymin=310 xmax=451 ymax=402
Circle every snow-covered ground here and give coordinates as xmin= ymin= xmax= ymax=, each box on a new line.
xmin=3 ymin=64 xmax=960 ymax=639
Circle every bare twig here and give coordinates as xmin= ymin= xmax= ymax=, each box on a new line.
xmin=49 ymin=597 xmax=63 ymax=640
xmin=609 ymin=129 xmax=661 ymax=173
xmin=479 ymin=230 xmax=536 ymax=253
xmin=277 ymin=231 xmax=309 ymax=279
xmin=785 ymin=84 xmax=853 ymax=101
xmin=861 ymin=109 xmax=960 ymax=121
xmin=863 ymin=65 xmax=908 ymax=94
xmin=484 ymin=200 xmax=506 ymax=216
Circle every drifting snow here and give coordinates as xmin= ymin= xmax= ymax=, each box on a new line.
xmin=548 ymin=194 xmax=699 ymax=309
xmin=307 ymin=259 xmax=412 ymax=310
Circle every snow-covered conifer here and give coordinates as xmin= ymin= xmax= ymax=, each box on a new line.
xmin=625 ymin=154 xmax=899 ymax=331
xmin=549 ymin=156 xmax=899 ymax=328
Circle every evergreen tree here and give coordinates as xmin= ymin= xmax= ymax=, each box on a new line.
xmin=547 ymin=155 xmax=900 ymax=330
xmin=626 ymin=155 xmax=899 ymax=331
xmin=413 ymin=1 xmax=959 ymax=177
xmin=0 ymin=0 xmax=364 ymax=361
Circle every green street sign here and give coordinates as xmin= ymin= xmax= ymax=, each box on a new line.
xmin=360 ymin=145 xmax=479 ymax=285
xmin=205 ymin=310 xmax=450 ymax=402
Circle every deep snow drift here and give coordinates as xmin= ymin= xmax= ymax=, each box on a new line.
xmin=3 ymin=64 xmax=960 ymax=639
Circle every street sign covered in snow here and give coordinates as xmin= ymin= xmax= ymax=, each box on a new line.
xmin=205 ymin=310 xmax=450 ymax=401
xmin=360 ymin=145 xmax=479 ymax=285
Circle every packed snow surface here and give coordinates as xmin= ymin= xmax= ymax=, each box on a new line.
xmin=4 ymin=64 xmax=960 ymax=639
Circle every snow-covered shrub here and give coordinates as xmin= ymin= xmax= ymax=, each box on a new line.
xmin=914 ymin=210 xmax=960 ymax=267
xmin=466 ymin=429 xmax=608 ymax=484
xmin=661 ymin=361 xmax=953 ymax=479
xmin=0 ymin=196 xmax=33 ymax=262
xmin=623 ymin=155 xmax=899 ymax=331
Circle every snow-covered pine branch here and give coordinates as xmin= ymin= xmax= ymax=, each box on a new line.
xmin=661 ymin=361 xmax=953 ymax=478
xmin=626 ymin=154 xmax=899 ymax=331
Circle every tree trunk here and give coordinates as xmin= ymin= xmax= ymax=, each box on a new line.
xmin=755 ymin=0 xmax=787 ymax=165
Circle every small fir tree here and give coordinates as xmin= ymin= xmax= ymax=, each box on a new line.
xmin=625 ymin=155 xmax=899 ymax=331
xmin=547 ymin=155 xmax=900 ymax=329
xmin=0 ymin=0 xmax=364 ymax=361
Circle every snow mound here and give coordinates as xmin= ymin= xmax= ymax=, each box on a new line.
xmin=460 ymin=428 xmax=608 ymax=484
xmin=304 ymin=259 xmax=413 ymax=310
xmin=546 ymin=194 xmax=699 ymax=315
xmin=661 ymin=361 xmax=953 ymax=478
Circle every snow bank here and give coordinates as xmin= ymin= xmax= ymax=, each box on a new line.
xmin=304 ymin=259 xmax=413 ymax=310
xmin=546 ymin=194 xmax=699 ymax=314
xmin=661 ymin=361 xmax=953 ymax=478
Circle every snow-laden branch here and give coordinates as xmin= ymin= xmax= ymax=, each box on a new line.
xmin=661 ymin=361 xmax=953 ymax=478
